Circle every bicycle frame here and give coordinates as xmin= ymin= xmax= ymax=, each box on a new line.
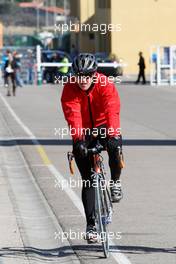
xmin=90 ymin=151 xmax=113 ymax=258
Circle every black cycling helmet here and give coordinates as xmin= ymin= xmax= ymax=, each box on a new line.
xmin=72 ymin=53 xmax=98 ymax=76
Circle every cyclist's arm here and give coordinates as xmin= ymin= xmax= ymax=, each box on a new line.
xmin=61 ymin=84 xmax=83 ymax=141
xmin=101 ymin=82 xmax=121 ymax=137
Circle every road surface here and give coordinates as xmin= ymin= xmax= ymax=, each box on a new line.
xmin=0 ymin=83 xmax=176 ymax=264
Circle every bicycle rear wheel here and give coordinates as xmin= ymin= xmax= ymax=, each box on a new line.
xmin=95 ymin=176 xmax=110 ymax=258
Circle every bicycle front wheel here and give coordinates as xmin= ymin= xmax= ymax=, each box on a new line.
xmin=95 ymin=176 xmax=109 ymax=258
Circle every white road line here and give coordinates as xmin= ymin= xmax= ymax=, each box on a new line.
xmin=0 ymin=137 xmax=60 ymax=140
xmin=0 ymin=92 xmax=132 ymax=264
xmin=1 ymin=164 xmax=49 ymax=169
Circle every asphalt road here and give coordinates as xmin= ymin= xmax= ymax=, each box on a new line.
xmin=0 ymin=83 xmax=176 ymax=264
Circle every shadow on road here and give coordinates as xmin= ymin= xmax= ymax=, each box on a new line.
xmin=0 ymin=246 xmax=62 ymax=261
xmin=1 ymin=139 xmax=176 ymax=146
xmin=0 ymin=245 xmax=107 ymax=261
xmin=110 ymin=245 xmax=176 ymax=255
xmin=1 ymin=245 xmax=175 ymax=262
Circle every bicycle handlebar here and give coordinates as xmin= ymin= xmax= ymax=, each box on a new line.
xmin=88 ymin=143 xmax=104 ymax=154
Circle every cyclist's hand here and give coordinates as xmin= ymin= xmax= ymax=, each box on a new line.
xmin=74 ymin=140 xmax=88 ymax=158
xmin=107 ymin=136 xmax=122 ymax=151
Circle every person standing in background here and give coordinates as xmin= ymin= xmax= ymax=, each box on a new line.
xmin=135 ymin=51 xmax=146 ymax=84
xmin=70 ymin=44 xmax=78 ymax=60
xmin=57 ymin=54 xmax=69 ymax=80
xmin=26 ymin=49 xmax=34 ymax=84
xmin=2 ymin=49 xmax=10 ymax=86
xmin=4 ymin=51 xmax=17 ymax=96
xmin=13 ymin=51 xmax=23 ymax=87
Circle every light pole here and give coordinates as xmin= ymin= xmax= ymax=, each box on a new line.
xmin=36 ymin=0 xmax=44 ymax=33
xmin=64 ymin=0 xmax=67 ymax=24
xmin=52 ymin=0 xmax=56 ymax=26
xmin=37 ymin=6 xmax=40 ymax=33
xmin=45 ymin=0 xmax=49 ymax=28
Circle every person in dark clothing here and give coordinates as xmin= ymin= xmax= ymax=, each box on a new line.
xmin=135 ymin=51 xmax=146 ymax=84
xmin=13 ymin=51 xmax=23 ymax=87
xmin=70 ymin=44 xmax=78 ymax=60
xmin=4 ymin=52 xmax=17 ymax=96
xmin=26 ymin=49 xmax=34 ymax=85
xmin=51 ymin=53 xmax=59 ymax=83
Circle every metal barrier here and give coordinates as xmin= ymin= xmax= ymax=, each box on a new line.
xmin=150 ymin=45 xmax=176 ymax=86
xmin=36 ymin=45 xmax=127 ymax=85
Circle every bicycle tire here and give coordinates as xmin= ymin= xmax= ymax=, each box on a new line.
xmin=95 ymin=175 xmax=109 ymax=258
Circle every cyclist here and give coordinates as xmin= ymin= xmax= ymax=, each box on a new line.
xmin=61 ymin=53 xmax=124 ymax=243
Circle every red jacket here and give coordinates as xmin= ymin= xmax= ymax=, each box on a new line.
xmin=61 ymin=72 xmax=121 ymax=141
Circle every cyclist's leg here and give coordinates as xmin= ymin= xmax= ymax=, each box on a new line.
xmin=106 ymin=135 xmax=122 ymax=182
xmin=108 ymin=150 xmax=121 ymax=182
xmin=91 ymin=125 xmax=123 ymax=182
xmin=73 ymin=144 xmax=95 ymax=226
xmin=106 ymin=135 xmax=123 ymax=202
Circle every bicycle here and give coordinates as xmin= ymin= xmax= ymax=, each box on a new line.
xmin=67 ymin=141 xmax=113 ymax=258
